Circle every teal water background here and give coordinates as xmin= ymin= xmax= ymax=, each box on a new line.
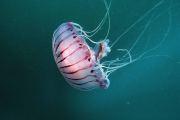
xmin=0 ymin=0 xmax=180 ymax=120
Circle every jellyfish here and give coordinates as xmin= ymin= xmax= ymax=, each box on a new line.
xmin=52 ymin=0 xmax=173 ymax=91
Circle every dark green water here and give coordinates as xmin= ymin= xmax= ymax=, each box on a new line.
xmin=1 ymin=0 xmax=180 ymax=120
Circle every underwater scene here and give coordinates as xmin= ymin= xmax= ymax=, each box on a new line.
xmin=0 ymin=0 xmax=180 ymax=120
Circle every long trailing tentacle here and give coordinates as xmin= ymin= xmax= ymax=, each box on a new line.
xmin=71 ymin=0 xmax=112 ymax=45
xmin=102 ymin=0 xmax=173 ymax=77
xmin=110 ymin=0 xmax=165 ymax=48
xmin=103 ymin=0 xmax=111 ymax=40
xmin=84 ymin=0 xmax=112 ymax=38
xmin=101 ymin=13 xmax=155 ymax=71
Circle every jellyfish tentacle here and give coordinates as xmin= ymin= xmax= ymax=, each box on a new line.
xmin=117 ymin=49 xmax=132 ymax=62
xmin=110 ymin=0 xmax=165 ymax=48
xmin=120 ymin=13 xmax=154 ymax=60
xmin=71 ymin=0 xmax=112 ymax=45
xmin=84 ymin=0 xmax=112 ymax=37
xmin=101 ymin=2 xmax=172 ymax=77
xmin=135 ymin=5 xmax=172 ymax=61
xmin=104 ymin=0 xmax=111 ymax=41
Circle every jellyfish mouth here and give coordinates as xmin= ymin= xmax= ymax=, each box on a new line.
xmin=95 ymin=39 xmax=111 ymax=61
xmin=99 ymin=79 xmax=110 ymax=89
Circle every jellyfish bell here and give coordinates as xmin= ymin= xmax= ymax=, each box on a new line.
xmin=52 ymin=22 xmax=111 ymax=91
